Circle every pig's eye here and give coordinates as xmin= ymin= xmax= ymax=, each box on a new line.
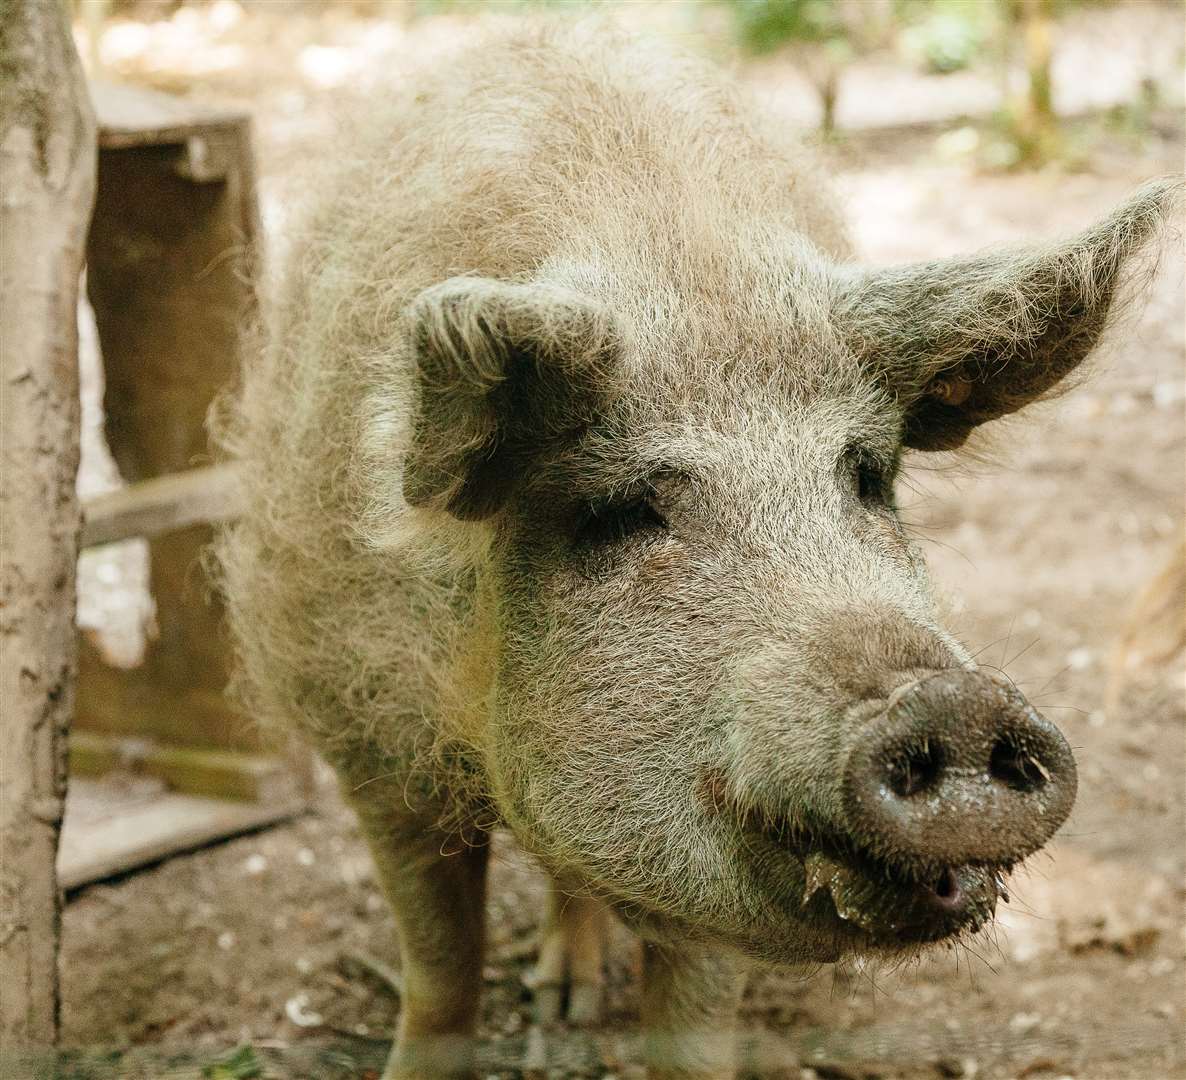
xmin=575 ymin=493 xmax=667 ymax=549
xmin=846 ymin=447 xmax=893 ymax=506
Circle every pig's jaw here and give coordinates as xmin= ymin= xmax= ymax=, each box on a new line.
xmin=727 ymin=807 xmax=1012 ymax=961
xmin=697 ymin=769 xmax=1013 ymax=959
xmin=614 ymin=841 xmax=1008 ymax=968
xmin=805 ymin=854 xmax=1006 ymax=945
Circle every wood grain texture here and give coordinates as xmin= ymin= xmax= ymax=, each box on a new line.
xmin=0 ymin=0 xmax=97 ymax=1046
xmin=80 ymin=462 xmax=244 ymax=548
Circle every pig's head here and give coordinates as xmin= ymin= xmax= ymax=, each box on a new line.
xmin=399 ymin=179 xmax=1177 ymax=965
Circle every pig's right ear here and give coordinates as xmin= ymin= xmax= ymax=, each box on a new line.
xmin=402 ymin=276 xmax=621 ymax=521
xmin=836 ymin=177 xmax=1180 ymax=451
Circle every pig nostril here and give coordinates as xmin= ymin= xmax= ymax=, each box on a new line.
xmin=989 ymin=737 xmax=1049 ymax=793
xmin=932 ymin=868 xmax=962 ymax=908
xmin=886 ymin=741 xmax=943 ymax=798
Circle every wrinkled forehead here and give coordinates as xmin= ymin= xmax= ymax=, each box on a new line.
xmin=532 ymin=244 xmax=901 ymax=500
xmin=536 ymin=383 xmax=901 ymax=505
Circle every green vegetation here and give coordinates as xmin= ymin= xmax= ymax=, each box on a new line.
xmin=201 ymin=1045 xmax=265 ymax=1080
xmin=716 ymin=0 xmax=860 ymax=134
xmin=899 ymin=4 xmax=990 ymax=74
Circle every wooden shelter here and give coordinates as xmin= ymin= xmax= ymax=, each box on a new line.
xmin=62 ymin=80 xmax=310 ymax=892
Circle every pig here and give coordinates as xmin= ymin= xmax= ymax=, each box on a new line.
xmin=215 ymin=19 xmax=1179 ymax=1079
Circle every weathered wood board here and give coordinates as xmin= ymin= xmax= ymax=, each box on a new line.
xmin=67 ymin=730 xmax=303 ymax=803
xmin=81 ymin=463 xmax=243 ymax=549
xmin=79 ymin=79 xmax=261 ymax=754
xmin=58 ymin=776 xmax=304 ymax=893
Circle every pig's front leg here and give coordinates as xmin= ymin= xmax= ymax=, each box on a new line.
xmin=342 ymin=783 xmax=488 ymax=1079
xmin=641 ymin=942 xmax=746 ymax=1079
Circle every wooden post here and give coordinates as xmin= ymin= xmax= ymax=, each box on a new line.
xmin=0 ymin=0 xmax=97 ymax=1047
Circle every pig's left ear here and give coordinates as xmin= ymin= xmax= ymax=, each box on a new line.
xmin=402 ymin=276 xmax=622 ymax=520
xmin=836 ymin=177 xmax=1181 ymax=451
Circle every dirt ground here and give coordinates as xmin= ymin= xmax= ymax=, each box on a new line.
xmin=41 ymin=6 xmax=1186 ymax=1080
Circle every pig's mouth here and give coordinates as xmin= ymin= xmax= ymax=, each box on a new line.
xmin=743 ymin=815 xmax=1010 ymax=951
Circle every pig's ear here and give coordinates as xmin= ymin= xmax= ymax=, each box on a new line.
xmin=402 ymin=276 xmax=621 ymax=521
xmin=837 ymin=177 xmax=1180 ymax=451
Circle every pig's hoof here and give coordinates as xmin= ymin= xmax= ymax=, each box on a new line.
xmin=531 ymin=979 xmax=603 ymax=1027
xmin=533 ymin=981 xmax=564 ymax=1025
xmin=530 ymin=890 xmax=608 ymax=1025
xmin=565 ymin=980 xmax=603 ymax=1026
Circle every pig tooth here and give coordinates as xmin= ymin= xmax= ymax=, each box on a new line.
xmin=801 ymin=852 xmax=833 ymax=906
xmin=831 ymin=891 xmax=870 ymax=929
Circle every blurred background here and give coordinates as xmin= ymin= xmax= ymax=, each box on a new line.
xmin=63 ymin=2 xmax=1183 ymax=1078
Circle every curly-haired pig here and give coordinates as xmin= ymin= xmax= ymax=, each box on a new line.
xmin=216 ymin=19 xmax=1180 ymax=1079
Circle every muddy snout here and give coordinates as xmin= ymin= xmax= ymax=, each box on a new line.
xmin=842 ymin=669 xmax=1077 ymax=875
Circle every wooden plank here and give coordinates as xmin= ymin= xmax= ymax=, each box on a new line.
xmin=57 ymin=780 xmax=305 ymax=892
xmin=68 ymin=731 xmax=302 ymax=803
xmin=91 ymin=80 xmax=244 ymax=149
xmin=0 ymin=0 xmax=96 ymax=1047
xmin=80 ymin=462 xmax=243 ymax=548
xmin=90 ymin=82 xmax=249 ymax=184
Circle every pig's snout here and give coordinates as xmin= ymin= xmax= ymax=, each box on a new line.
xmin=842 ymin=669 xmax=1077 ymax=875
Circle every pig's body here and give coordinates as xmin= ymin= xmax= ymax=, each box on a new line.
xmin=219 ymin=20 xmax=1175 ymax=1079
